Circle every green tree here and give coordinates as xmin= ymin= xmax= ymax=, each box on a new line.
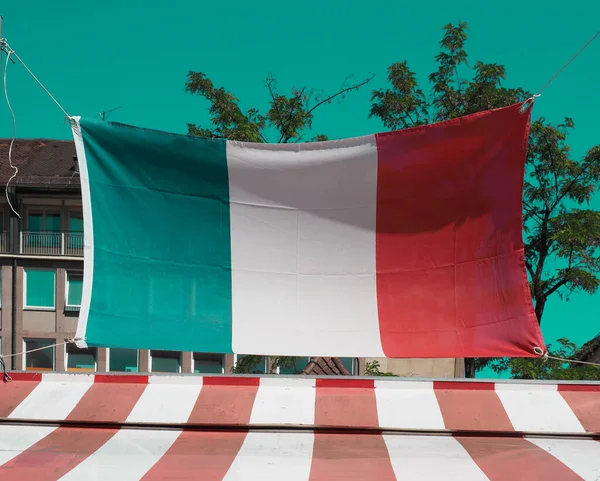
xmin=370 ymin=22 xmax=600 ymax=379
xmin=185 ymin=72 xmax=374 ymax=143
xmin=186 ymin=23 xmax=600 ymax=380
xmin=230 ymin=355 xmax=309 ymax=375
xmin=489 ymin=337 xmax=600 ymax=380
xmin=364 ymin=360 xmax=397 ymax=377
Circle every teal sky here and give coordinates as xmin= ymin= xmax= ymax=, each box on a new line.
xmin=1 ymin=2 xmax=598 ymax=362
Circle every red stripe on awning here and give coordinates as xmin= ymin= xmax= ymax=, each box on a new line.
xmin=309 ymin=433 xmax=396 ymax=481
xmin=187 ymin=379 xmax=259 ymax=425
xmin=94 ymin=374 xmax=148 ymax=384
xmin=0 ymin=427 xmax=118 ymax=481
xmin=558 ymin=388 xmax=600 ymax=433
xmin=66 ymin=382 xmax=147 ymax=423
xmin=203 ymin=376 xmax=260 ymax=386
xmin=0 ymin=377 xmax=40 ymax=417
xmin=456 ymin=436 xmax=584 ymax=480
xmin=141 ymin=431 xmax=247 ymax=481
xmin=435 ymin=386 xmax=514 ymax=432
xmin=315 ymin=378 xmax=378 ymax=428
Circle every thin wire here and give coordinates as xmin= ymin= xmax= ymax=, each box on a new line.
xmin=536 ymin=30 xmax=600 ymax=95
xmin=544 ymin=354 xmax=600 ymax=368
xmin=0 ymin=339 xmax=74 ymax=360
xmin=3 ymin=50 xmax=20 ymax=218
xmin=0 ymin=39 xmax=71 ymax=119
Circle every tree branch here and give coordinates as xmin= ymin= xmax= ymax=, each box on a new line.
xmin=306 ymin=74 xmax=375 ymax=116
xmin=552 ymin=154 xmax=598 ymax=210
xmin=544 ymin=278 xmax=568 ymax=298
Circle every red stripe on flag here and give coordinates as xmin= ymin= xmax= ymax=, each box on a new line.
xmin=456 ymin=436 xmax=583 ymax=480
xmin=374 ymin=103 xmax=544 ymax=358
xmin=0 ymin=427 xmax=118 ymax=481
xmin=141 ymin=431 xmax=247 ymax=481
xmin=315 ymin=378 xmax=378 ymax=428
xmin=66 ymin=382 xmax=147 ymax=423
xmin=187 ymin=378 xmax=259 ymax=425
xmin=0 ymin=379 xmax=41 ymax=417
xmin=309 ymin=433 xmax=396 ymax=481
xmin=434 ymin=385 xmax=514 ymax=432
xmin=558 ymin=388 xmax=600 ymax=433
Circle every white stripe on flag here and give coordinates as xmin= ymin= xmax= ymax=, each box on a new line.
xmin=223 ymin=431 xmax=314 ymax=481
xmin=528 ymin=437 xmax=600 ymax=480
xmin=0 ymin=425 xmax=56 ymax=466
xmin=9 ymin=374 xmax=94 ymax=420
xmin=383 ymin=434 xmax=489 ymax=480
xmin=375 ymin=381 xmax=446 ymax=430
xmin=227 ymin=137 xmax=385 ymax=357
xmin=58 ymin=428 xmax=181 ymax=481
xmin=71 ymin=118 xmax=94 ymax=348
xmin=494 ymin=384 xmax=585 ymax=433
xmin=250 ymin=377 xmax=315 ymax=425
xmin=126 ymin=381 xmax=202 ymax=424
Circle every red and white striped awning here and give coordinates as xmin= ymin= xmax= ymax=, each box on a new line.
xmin=0 ymin=372 xmax=598 ymax=480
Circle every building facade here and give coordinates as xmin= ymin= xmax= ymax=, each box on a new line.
xmin=0 ymin=138 xmax=463 ymax=377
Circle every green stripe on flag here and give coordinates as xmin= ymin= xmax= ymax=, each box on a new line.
xmin=79 ymin=118 xmax=232 ymax=352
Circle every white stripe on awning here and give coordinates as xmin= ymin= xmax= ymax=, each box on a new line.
xmin=58 ymin=428 xmax=181 ymax=480
xmin=528 ymin=437 xmax=600 ymax=480
xmin=222 ymin=431 xmax=314 ymax=481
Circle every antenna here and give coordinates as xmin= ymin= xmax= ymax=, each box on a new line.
xmin=99 ymin=105 xmax=122 ymax=121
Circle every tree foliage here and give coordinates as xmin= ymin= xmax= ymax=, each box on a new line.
xmin=487 ymin=338 xmax=600 ymax=380
xmin=364 ymin=360 xmax=397 ymax=377
xmin=186 ymin=72 xmax=374 ymax=143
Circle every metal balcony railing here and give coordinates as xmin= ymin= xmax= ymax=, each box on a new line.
xmin=20 ymin=231 xmax=84 ymax=257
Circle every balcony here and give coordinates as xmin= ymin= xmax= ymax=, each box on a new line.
xmin=19 ymin=231 xmax=84 ymax=257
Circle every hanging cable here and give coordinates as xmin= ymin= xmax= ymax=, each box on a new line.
xmin=0 ymin=339 xmax=75 ymax=360
xmin=2 ymin=49 xmax=20 ymax=218
xmin=0 ymin=38 xmax=71 ymax=119
xmin=536 ymin=30 xmax=599 ymax=96
xmin=544 ymin=353 xmax=600 ymax=368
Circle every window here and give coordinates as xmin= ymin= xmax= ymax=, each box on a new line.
xmin=68 ymin=211 xmax=83 ymax=232
xmin=234 ymin=355 xmax=267 ymax=374
xmin=339 ymin=357 xmax=357 ymax=375
xmin=278 ymin=357 xmax=310 ymax=375
xmin=66 ymin=272 xmax=83 ymax=311
xmin=24 ymin=269 xmax=55 ymax=309
xmin=24 ymin=339 xmax=54 ymax=371
xmin=109 ymin=348 xmax=139 ymax=372
xmin=27 ymin=209 xmax=61 ymax=232
xmin=67 ymin=211 xmax=84 ymax=254
xmin=66 ymin=344 xmax=97 ymax=372
xmin=26 ymin=209 xmax=61 ymax=250
xmin=150 ymin=350 xmax=181 ymax=373
xmin=193 ymin=353 xmax=224 ymax=374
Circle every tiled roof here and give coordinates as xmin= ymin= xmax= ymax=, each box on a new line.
xmin=302 ymin=357 xmax=350 ymax=375
xmin=0 ymin=139 xmax=79 ymax=187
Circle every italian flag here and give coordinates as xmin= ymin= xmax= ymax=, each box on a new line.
xmin=71 ymin=102 xmax=544 ymax=358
